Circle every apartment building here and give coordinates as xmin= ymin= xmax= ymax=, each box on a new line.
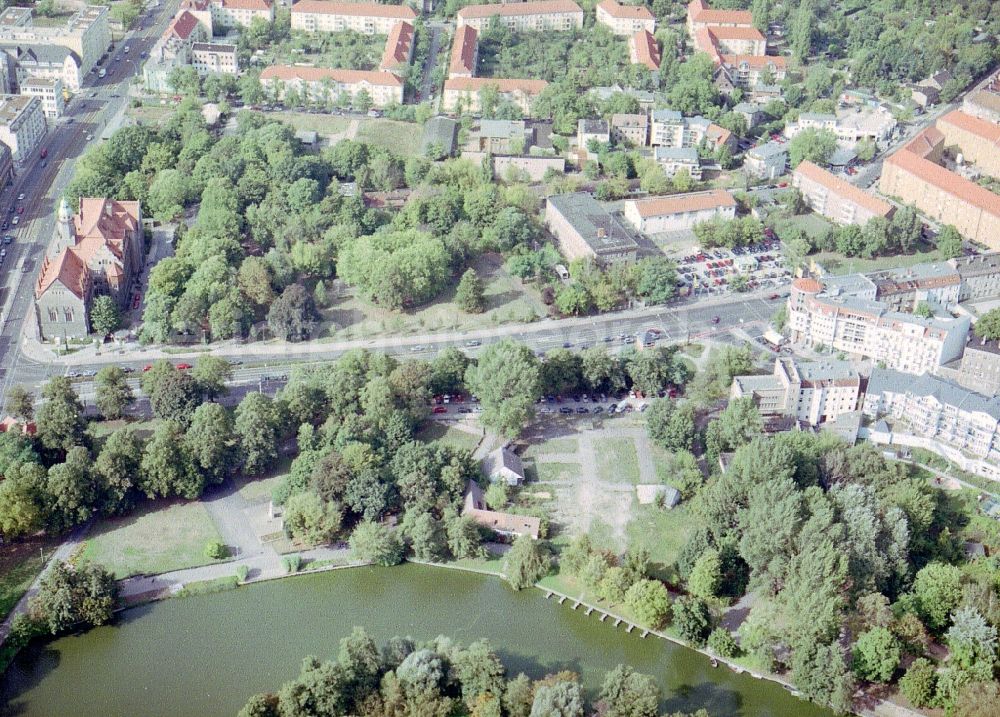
xmin=686 ymin=0 xmax=752 ymax=34
xmin=654 ymin=146 xmax=702 ymax=179
xmin=191 ymin=42 xmax=239 ymax=75
xmin=787 ymin=277 xmax=970 ymax=375
xmin=0 ymin=43 xmax=82 ymax=91
xmin=596 ymin=0 xmax=654 ymax=36
xmin=260 ymin=65 xmax=404 ymax=108
xmin=623 ymin=189 xmax=735 ymax=234
xmin=869 ymin=262 xmax=961 ymax=312
xmin=442 ymin=77 xmax=547 ymax=115
xmin=940 ymin=332 xmax=1000 ymax=397
xmin=963 ymin=88 xmax=1000 ymax=125
xmin=697 ymin=25 xmax=765 ymax=55
xmin=744 ymin=140 xmax=787 ymax=179
xmin=730 ymin=357 xmax=861 ymax=427
xmin=577 ymin=118 xmax=609 ymax=157
xmin=379 ymin=21 xmax=414 ymax=73
xmin=628 ymin=29 xmax=660 ymax=73
xmin=785 ymin=107 xmax=897 ymax=148
xmin=950 ymin=252 xmax=1000 ymax=302
xmin=881 ymin=126 xmax=1000 ymax=250
xmin=473 ymin=119 xmax=532 ymax=154
xmin=545 ymin=192 xmax=639 ymax=265
xmin=0 ymin=93 xmax=44 ymax=169
xmin=610 ymin=112 xmax=647 ymax=146
xmin=649 ymin=109 xmax=732 ymax=151
xmin=291 ymin=1 xmax=416 ymax=35
xmin=715 ymin=54 xmax=786 ymax=89
xmin=143 ymin=10 xmax=208 ymax=93
xmin=211 ymin=0 xmax=274 ymax=30
xmin=864 ymin=368 xmax=1000 ymax=466
xmin=0 ymin=143 xmax=13 ymax=186
xmin=937 ymin=109 xmax=1000 ymax=178
xmin=179 ymin=0 xmax=214 ymax=34
xmin=448 ymin=24 xmax=478 ymax=78
xmin=20 ymin=76 xmax=63 ymax=118
xmin=0 ymin=5 xmax=110 ymax=76
xmin=456 ymin=0 xmax=584 ymax=33
xmin=792 ymin=160 xmax=894 ymax=226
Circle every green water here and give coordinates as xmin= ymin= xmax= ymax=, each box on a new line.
xmin=1 ymin=564 xmax=832 ymax=717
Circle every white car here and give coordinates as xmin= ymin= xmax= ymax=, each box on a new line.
xmin=16 ymin=193 xmax=23 ymax=200
xmin=86 ymin=134 xmax=94 ymax=141
xmin=11 ymin=216 xmax=18 ymax=225
xmin=123 ymin=46 xmax=130 ymax=53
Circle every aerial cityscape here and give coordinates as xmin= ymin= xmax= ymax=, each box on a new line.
xmin=0 ymin=0 xmax=997 ymax=715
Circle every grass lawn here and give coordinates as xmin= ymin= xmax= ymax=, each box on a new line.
xmin=414 ymin=421 xmax=483 ymax=452
xmin=354 ymin=119 xmax=425 ymax=156
xmin=523 ymin=438 xmax=579 ymax=457
xmin=771 ymin=212 xmax=834 ymax=242
xmin=811 ymin=247 xmax=943 ymax=276
xmin=237 ymin=455 xmax=293 ymax=504
xmin=263 ymin=111 xmax=350 ymax=136
xmin=128 ymin=105 xmax=175 ymax=126
xmin=87 ymin=418 xmax=161 ymax=441
xmin=0 ymin=535 xmax=61 ymax=619
xmin=681 ymin=343 xmax=704 ymax=358
xmin=80 ymin=500 xmax=225 ymax=579
xmin=594 ymin=437 xmax=641 ymax=484
xmin=625 ymin=503 xmax=701 ymax=580
xmin=531 ymin=461 xmax=580 ymax=483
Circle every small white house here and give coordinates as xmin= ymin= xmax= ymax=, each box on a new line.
xmin=482 ymin=446 xmax=524 ymax=486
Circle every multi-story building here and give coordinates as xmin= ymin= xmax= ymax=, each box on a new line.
xmin=0 ymin=43 xmax=82 ymax=92
xmin=654 ymin=146 xmax=702 ymax=179
xmin=456 ymin=0 xmax=584 ymax=33
xmin=686 ymin=0 xmax=752 ymax=34
xmin=785 ymin=107 xmax=897 ymax=148
xmin=963 ymin=88 xmax=1000 ymax=125
xmin=696 ymin=25 xmax=765 ymax=55
xmin=610 ymin=112 xmax=647 ymax=146
xmin=378 ymin=21 xmax=414 ymax=73
xmin=936 ymin=109 xmax=1000 ymax=178
xmin=448 ymin=24 xmax=478 ymax=78
xmin=143 ymin=10 xmax=208 ymax=93
xmin=869 ymin=262 xmax=961 ymax=312
xmin=0 ymin=5 xmax=110 ymax=76
xmin=881 ymin=125 xmax=1000 ymax=250
xmin=950 ymin=252 xmax=1000 ymax=302
xmin=210 ymin=0 xmax=274 ymax=31
xmin=942 ymin=332 xmax=1000 ymax=397
xmin=744 ymin=140 xmax=787 ymax=179
xmin=179 ymin=0 xmax=214 ymax=34
xmin=442 ymin=77 xmax=547 ymax=115
xmin=291 ymin=1 xmax=415 ymax=35
xmin=863 ymin=367 xmax=1000 ymax=467
xmin=577 ymin=118 xmax=609 ymax=157
xmin=20 ymin=76 xmax=63 ymax=118
xmin=687 ymin=0 xmax=785 ymax=92
xmin=649 ymin=109 xmax=732 ymax=151
xmin=0 ymin=93 xmax=44 ymax=169
xmin=714 ymin=54 xmax=786 ymax=89
xmin=545 ymin=192 xmax=639 ymax=265
xmin=35 ymin=198 xmax=143 ymax=340
xmin=730 ymin=357 xmax=862 ymax=427
xmin=623 ymin=189 xmax=735 ymax=234
xmin=628 ymin=29 xmax=660 ymax=73
xmin=260 ymin=65 xmax=404 ymax=107
xmin=0 ymin=143 xmax=13 ymax=186
xmin=787 ymin=277 xmax=970 ymax=375
xmin=793 ymin=160 xmax=894 ymax=226
xmin=473 ymin=119 xmax=533 ymax=154
xmin=596 ymin=0 xmax=654 ymax=36
xmin=191 ymin=42 xmax=239 ymax=75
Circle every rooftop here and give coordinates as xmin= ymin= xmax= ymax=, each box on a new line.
xmin=547 ymin=192 xmax=640 ymax=254
xmin=449 ymin=24 xmax=477 ymax=76
xmin=0 ymin=94 xmax=38 ymax=123
xmin=938 ymin=109 xmax=1000 ymax=147
xmin=480 ymin=119 xmax=527 ymax=137
xmin=290 ymin=1 xmax=415 ymax=18
xmin=458 ymin=0 xmax=583 ymax=20
xmin=630 ymin=29 xmax=660 ymax=71
xmin=260 ymin=65 xmax=403 ymax=86
xmin=868 ymin=368 xmax=1000 ymax=422
xmin=578 ymin=118 xmax=608 ymax=134
xmin=597 ymin=0 xmax=653 ymax=20
xmin=950 ymin=252 xmax=1000 ymax=278
xmin=686 ymin=0 xmax=752 ymax=26
xmin=627 ymin=189 xmax=735 ymax=218
xmin=379 ymin=20 xmax=414 ymax=70
xmin=747 ymin=141 xmax=787 ymax=159
xmin=654 ymin=146 xmax=700 ymax=162
xmin=794 ymin=160 xmax=894 ymax=218
xmin=886 ymin=144 xmax=1000 ymax=219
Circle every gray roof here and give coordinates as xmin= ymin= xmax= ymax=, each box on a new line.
xmin=547 ymin=192 xmax=639 ymax=254
xmin=479 ymin=119 xmax=525 ymax=138
xmin=870 ymin=261 xmax=959 ymax=283
xmin=589 ymin=85 xmax=657 ymax=104
xmin=654 ymin=146 xmax=699 ymax=162
xmin=421 ymin=116 xmax=458 ymax=156
xmin=949 ymin=252 xmax=1000 ymax=279
xmin=827 ymin=146 xmax=858 ymax=166
xmin=800 ymin=112 xmax=836 ymax=122
xmin=733 ymin=374 xmax=781 ymax=392
xmin=867 ymin=368 xmax=1000 ymax=421
xmin=792 ymin=358 xmax=858 ymax=382
xmin=872 ymin=418 xmax=891 ymax=433
xmin=482 ymin=446 xmax=524 ymax=479
xmin=651 ymin=109 xmax=682 ymax=122
xmin=747 ymin=141 xmax=787 ymax=160
xmin=733 ymin=102 xmax=760 ymax=114
xmin=823 ymin=273 xmax=876 ymax=297
xmin=0 ymin=42 xmax=79 ymax=66
xmin=578 ymin=118 xmax=608 ymax=134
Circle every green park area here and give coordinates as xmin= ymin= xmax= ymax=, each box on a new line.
xmin=354 ymin=120 xmax=426 ymax=157
xmin=594 ymin=437 xmax=641 ymax=484
xmin=0 ymin=535 xmax=60 ymax=618
xmin=262 ymin=111 xmax=350 ymax=137
xmin=413 ymin=422 xmax=483 ymax=453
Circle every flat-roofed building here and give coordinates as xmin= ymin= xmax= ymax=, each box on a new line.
xmin=378 ymin=21 xmax=414 ymax=73
xmin=793 ymin=160 xmax=894 ymax=226
xmin=448 ymin=24 xmax=478 ymax=78
xmin=628 ymin=29 xmax=660 ymax=72
xmin=963 ymin=88 xmax=1000 ymax=125
xmin=191 ymin=42 xmax=238 ymax=75
xmin=211 ymin=0 xmax=274 ymax=30
xmin=611 ymin=112 xmax=647 ymax=146
xmin=0 ymin=5 xmax=109 ymax=76
xmin=596 ymin=0 xmax=654 ymax=36
xmin=577 ymin=117 xmax=609 ymax=157
xmin=0 ymin=93 xmax=44 ymax=169
xmin=20 ymin=76 xmax=62 ymax=118
xmin=473 ymin=119 xmax=532 ymax=154
xmin=442 ymin=77 xmax=548 ymax=115
xmin=654 ymin=146 xmax=702 ymax=179
xmin=730 ymin=357 xmax=861 ymax=426
xmin=650 ymin=109 xmax=732 ymax=151
xmin=947 ymin=332 xmax=1000 ymax=397
xmin=291 ymin=1 xmax=415 ymax=34
xmin=545 ymin=192 xmax=639 ymax=265
xmin=623 ymin=188 xmax=735 ymax=233
xmin=937 ymin=109 xmax=1000 ymax=178
xmin=745 ymin=140 xmax=787 ymax=179
xmin=456 ymin=0 xmax=584 ymax=32
xmin=785 ymin=107 xmax=897 ymax=149
xmin=260 ymin=65 xmax=404 ymax=107
xmin=0 ymin=43 xmax=82 ymax=91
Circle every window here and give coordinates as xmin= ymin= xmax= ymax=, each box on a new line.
xmin=47 ymin=308 xmax=57 ymax=322
xmin=63 ymin=308 xmax=73 ymax=323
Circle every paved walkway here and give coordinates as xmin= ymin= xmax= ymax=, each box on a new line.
xmin=201 ymin=481 xmax=274 ymax=561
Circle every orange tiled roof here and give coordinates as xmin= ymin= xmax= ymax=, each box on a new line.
xmin=35 ymin=248 xmax=88 ymax=300
xmin=793 ymin=277 xmax=823 ymax=293
xmin=938 ymin=109 xmax=1000 ymax=147
xmin=795 ymin=160 xmax=894 ymax=218
xmin=379 ymin=21 xmax=413 ymax=71
xmin=166 ymin=10 xmax=200 ymax=40
xmin=630 ymin=29 xmax=660 ymax=71
xmin=903 ymin=126 xmax=944 ymax=158
xmin=76 ymin=198 xmax=141 ymax=241
xmin=708 ymin=25 xmax=765 ymax=41
xmin=597 ymin=0 xmax=653 ymax=21
xmin=630 ymin=189 xmax=735 ymax=218
xmin=260 ymin=65 xmax=404 ymax=86
xmin=886 ymin=148 xmax=1000 ymax=218
xmin=444 ymin=77 xmax=548 ymax=94
xmin=721 ymin=53 xmax=786 ymax=69
xmin=687 ymin=0 xmax=752 ymax=26
xmin=458 ymin=0 xmax=583 ymax=20
xmin=291 ymin=1 xmax=416 ymax=18
xmin=707 ymin=122 xmax=731 ymax=146
xmin=449 ymin=24 xmax=478 ymax=76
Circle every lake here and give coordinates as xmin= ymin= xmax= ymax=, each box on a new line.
xmin=1 ymin=564 xmax=833 ymax=717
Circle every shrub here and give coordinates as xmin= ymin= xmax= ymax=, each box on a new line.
xmin=282 ymin=555 xmax=302 ymax=574
xmin=204 ymin=540 xmax=228 ymax=559
xmin=235 ymin=565 xmax=249 ymax=583
xmin=707 ymin=628 xmax=741 ymax=658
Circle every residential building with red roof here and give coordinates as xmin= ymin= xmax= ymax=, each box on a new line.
xmin=442 ymin=76 xmax=548 ymax=115
xmin=628 ymin=29 xmax=660 ymax=72
xmin=378 ymin=21 xmax=414 ymax=72
xmin=685 ymin=0 xmax=783 ymax=92
xmin=686 ymin=0 xmax=752 ymax=34
xmin=143 ymin=8 xmax=209 ymax=92
xmin=260 ymin=65 xmax=404 ymax=107
xmin=937 ymin=109 xmax=1000 ymax=177
xmin=35 ymin=198 xmax=143 ymax=340
xmin=456 ymin=0 xmax=583 ymax=32
xmin=793 ymin=160 xmax=894 ymax=226
xmin=291 ymin=1 xmax=417 ymax=34
xmin=595 ymin=0 xmax=654 ymax=36
xmin=448 ymin=24 xmax=478 ymax=79
xmin=623 ymin=189 xmax=736 ymax=233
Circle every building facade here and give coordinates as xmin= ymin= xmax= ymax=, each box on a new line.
xmin=730 ymin=357 xmax=861 ymax=426
xmin=0 ymin=93 xmax=44 ymax=169
xmin=191 ymin=42 xmax=239 ymax=75
xmin=936 ymin=109 xmax=1000 ymax=178
xmin=0 ymin=5 xmax=110 ymax=76
xmin=649 ymin=110 xmax=732 ymax=151
xmin=260 ymin=65 xmax=404 ymax=108
xmin=442 ymin=77 xmax=547 ymax=115
xmin=291 ymin=1 xmax=416 ymax=35
xmin=744 ymin=140 xmax=787 ymax=179
xmin=545 ymin=192 xmax=639 ymax=265
xmin=793 ymin=160 xmax=894 ymax=226
xmin=653 ymin=146 xmax=702 ymax=179
xmin=20 ymin=76 xmax=63 ymax=118
xmin=0 ymin=43 xmax=82 ymax=91
xmin=623 ymin=189 xmax=736 ymax=233
xmin=211 ymin=0 xmax=274 ymax=30
xmin=456 ymin=0 xmax=584 ymax=32
xmin=950 ymin=252 xmax=1000 ymax=302
xmin=596 ymin=0 xmax=654 ymax=35
xmin=610 ymin=112 xmax=647 ymax=146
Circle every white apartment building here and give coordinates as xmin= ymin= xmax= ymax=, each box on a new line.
xmin=0 ymin=5 xmax=110 ymax=76
xmin=731 ymin=357 xmax=861 ymax=427
xmin=0 ymin=94 xmax=45 ymax=169
xmin=787 ymin=277 xmax=970 ymax=376
xmin=456 ymin=0 xmax=584 ymax=33
xmin=20 ymin=76 xmax=63 ymax=118
xmin=291 ymin=1 xmax=416 ymax=35
xmin=653 ymin=146 xmax=702 ymax=180
xmin=211 ymin=0 xmax=274 ymax=30
xmin=649 ymin=109 xmax=732 ymax=151
xmin=595 ymin=0 xmax=654 ymax=36
xmin=785 ymin=107 xmax=897 ymax=148
xmin=744 ymin=141 xmax=787 ymax=179
xmin=442 ymin=77 xmax=548 ymax=115
xmin=0 ymin=43 xmax=82 ymax=92
xmin=623 ymin=189 xmax=735 ymax=233
xmin=260 ymin=65 xmax=403 ymax=108
xmin=864 ymin=368 xmax=1000 ymax=466
xmin=191 ymin=42 xmax=238 ymax=75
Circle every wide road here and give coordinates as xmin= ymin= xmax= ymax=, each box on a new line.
xmin=0 ymin=0 xmax=182 ymax=399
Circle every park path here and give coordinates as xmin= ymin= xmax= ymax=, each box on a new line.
xmin=201 ymin=481 xmax=275 ymax=561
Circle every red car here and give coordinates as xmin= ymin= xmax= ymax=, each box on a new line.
xmin=142 ymin=364 xmax=153 ymax=372
xmin=16 ymin=206 xmax=23 ymax=214
xmin=176 ymin=363 xmax=192 ymax=370
xmin=777 ymin=181 xmax=788 ymax=188
xmin=432 ymin=406 xmax=448 ymax=414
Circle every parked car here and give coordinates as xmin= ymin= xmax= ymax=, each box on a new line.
xmin=176 ymin=363 xmax=192 ymax=370
xmin=432 ymin=406 xmax=447 ymax=414
xmin=712 ymin=316 xmax=721 ymax=324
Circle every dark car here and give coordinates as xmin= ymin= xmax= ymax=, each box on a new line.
xmin=576 ymin=407 xmax=588 ymax=414
xmin=712 ymin=316 xmax=721 ymax=324
xmin=559 ymin=406 xmax=573 ymax=414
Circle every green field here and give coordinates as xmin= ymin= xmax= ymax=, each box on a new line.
xmin=626 ymin=504 xmax=701 ymax=580
xmin=414 ymin=422 xmax=483 ymax=452
xmin=80 ymin=500 xmax=224 ymax=578
xmin=532 ymin=461 xmax=580 ymax=483
xmin=771 ymin=212 xmax=834 ymax=242
xmin=355 ymin=119 xmax=425 ymax=156
xmin=523 ymin=438 xmax=579 ymax=457
xmin=594 ymin=437 xmax=641 ymax=484
xmin=0 ymin=535 xmax=59 ymax=619
xmin=263 ymin=111 xmax=350 ymax=136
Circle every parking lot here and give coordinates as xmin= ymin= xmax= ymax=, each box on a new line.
xmin=677 ymin=237 xmax=791 ymax=296
xmin=430 ymin=389 xmax=669 ymax=420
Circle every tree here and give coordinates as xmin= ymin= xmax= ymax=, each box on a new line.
xmin=456 ymin=269 xmax=486 ymax=313
xmin=791 ymin=641 xmax=854 ymax=714
xmin=974 ymin=308 xmax=1000 ymax=341
xmin=624 ymin=579 xmax=670 ymax=628
xmin=140 ymin=421 xmax=203 ymax=499
xmin=465 ymin=340 xmax=541 ymax=438
xmin=446 ymin=513 xmax=485 ymax=560
xmin=504 ymin=535 xmax=551 ymax=590
xmin=95 ymin=426 xmax=143 ymax=515
xmin=350 ymin=520 xmax=404 ymax=566
xmin=90 ymin=295 xmax=122 ymax=336
xmin=852 ymin=628 xmax=901 ymax=683
xmin=186 ymin=402 xmax=236 ymax=484
xmin=0 ymin=462 xmax=47 ymax=538
xmin=646 ymin=399 xmax=696 ymax=452
xmin=407 ymin=511 xmax=445 ymax=561
xmin=35 ymin=377 xmax=86 ymax=455
xmin=238 ymin=693 xmax=280 ymax=717
xmin=688 ymin=549 xmax=722 ymax=600
xmin=192 ymin=356 xmax=232 ymax=400
xmin=634 ymin=257 xmax=678 ymax=304
xmin=945 ymin=606 xmax=997 ymax=670
xmin=707 ymin=628 xmax=740 ymax=658
xmin=790 ymin=0 xmax=815 ymax=62
xmin=284 ymin=491 xmax=342 ymax=545
xmin=788 ymin=128 xmax=837 ymax=168
xmin=599 ymin=665 xmax=659 ymax=717
xmin=235 ymin=392 xmax=282 ymax=476
xmin=95 ymin=366 xmax=134 ymax=420
xmin=704 ymin=396 xmax=763 ymax=457
xmin=914 ymin=302 xmax=933 ymax=319
xmin=898 ymin=658 xmax=937 ymax=708
xmin=937 ymin=225 xmax=963 ymax=260
xmin=673 ymin=596 xmax=712 ymax=645
xmin=267 ymin=284 xmax=317 ymax=341
xmin=5 ymin=385 xmax=33 ymax=421
xmin=29 ymin=560 xmax=116 ymax=634
xmin=530 ymin=680 xmax=583 ymax=717
xmin=913 ymin=562 xmax=964 ymax=631
xmin=143 ymin=362 xmax=200 ymax=425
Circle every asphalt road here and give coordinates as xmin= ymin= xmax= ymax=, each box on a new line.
xmin=0 ymin=0 xmax=181 ymax=399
